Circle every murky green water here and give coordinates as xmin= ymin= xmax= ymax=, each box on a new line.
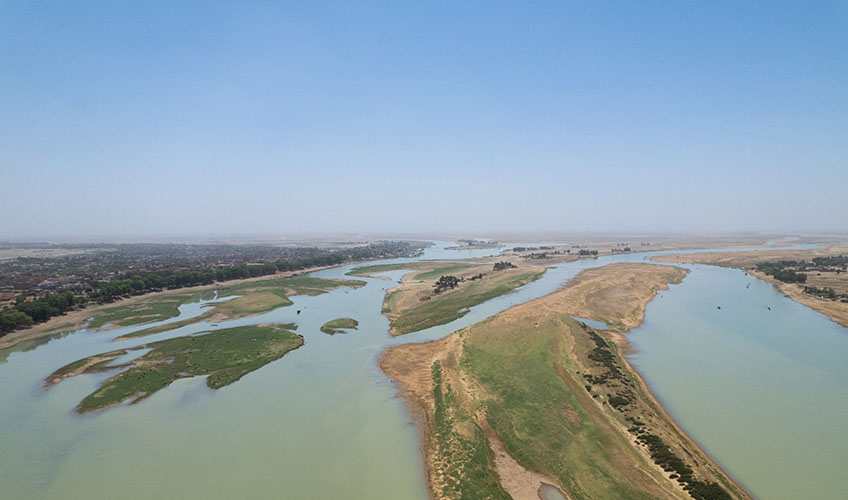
xmin=0 ymin=242 xmax=844 ymax=499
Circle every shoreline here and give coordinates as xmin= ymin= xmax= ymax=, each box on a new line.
xmin=380 ymin=263 xmax=751 ymax=500
xmin=609 ymin=330 xmax=752 ymax=497
xmin=748 ymin=269 xmax=848 ymax=329
xmin=652 ymin=246 xmax=848 ymax=330
xmin=0 ymin=264 xmax=337 ymax=351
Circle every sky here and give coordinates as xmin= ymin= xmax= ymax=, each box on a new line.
xmin=1 ymin=1 xmax=847 ymax=239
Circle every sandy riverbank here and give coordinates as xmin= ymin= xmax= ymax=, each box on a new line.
xmin=654 ymin=246 xmax=848 ymax=329
xmin=381 ymin=262 xmax=750 ymax=500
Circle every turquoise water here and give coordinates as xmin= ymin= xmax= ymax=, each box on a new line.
xmin=0 ymin=241 xmax=844 ymax=499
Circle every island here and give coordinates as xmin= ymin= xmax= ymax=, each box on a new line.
xmin=320 ymin=318 xmax=359 ymax=334
xmin=361 ymin=261 xmax=545 ymax=335
xmin=113 ymin=276 xmax=364 ymax=340
xmin=380 ymin=263 xmax=749 ymax=500
xmin=46 ymin=324 xmax=303 ymax=413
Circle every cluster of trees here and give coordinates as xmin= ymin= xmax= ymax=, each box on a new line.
xmin=0 ymin=242 xmax=424 ymax=338
xmin=804 ymin=286 xmax=838 ymax=299
xmin=636 ymin=434 xmax=731 ymax=500
xmin=89 ymin=246 xmax=406 ymax=303
xmin=433 ymin=275 xmax=460 ymax=294
xmin=511 ymin=246 xmax=553 ymax=252
xmin=578 ymin=249 xmax=599 ymax=256
xmin=0 ymin=291 xmax=84 ymax=334
xmin=811 ymin=255 xmax=848 ymax=267
xmin=757 ymin=263 xmax=807 ymax=283
xmin=493 ymin=261 xmax=517 ymax=271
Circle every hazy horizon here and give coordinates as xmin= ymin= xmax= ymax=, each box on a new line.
xmin=2 ymin=2 xmax=847 ymax=238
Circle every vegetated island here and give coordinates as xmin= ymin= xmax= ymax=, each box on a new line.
xmin=355 ymin=261 xmax=545 ymax=335
xmin=320 ymin=318 xmax=359 ymax=334
xmin=444 ymin=239 xmax=501 ymax=250
xmin=381 ymin=263 xmax=750 ymax=500
xmin=654 ymin=246 xmax=848 ymax=329
xmin=112 ymin=276 xmax=364 ymax=341
xmin=46 ymin=323 xmax=303 ymax=413
xmin=0 ymin=240 xmax=425 ymax=343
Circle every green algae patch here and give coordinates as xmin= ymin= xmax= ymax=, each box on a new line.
xmin=320 ymin=318 xmax=359 ymax=335
xmin=47 ymin=323 xmax=303 ymax=413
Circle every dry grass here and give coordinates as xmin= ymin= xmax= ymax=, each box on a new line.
xmin=381 ymin=263 xmax=749 ymax=500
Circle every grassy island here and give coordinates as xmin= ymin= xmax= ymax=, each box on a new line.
xmin=320 ymin=318 xmax=359 ymax=335
xmin=47 ymin=324 xmax=303 ymax=413
xmin=381 ymin=263 xmax=749 ymax=500
xmin=347 ymin=261 xmax=477 ymax=279
xmin=381 ymin=263 xmax=545 ymax=335
xmin=114 ymin=275 xmax=364 ymax=340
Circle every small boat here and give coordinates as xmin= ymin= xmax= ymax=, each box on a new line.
xmin=717 ymin=306 xmax=721 ymax=310
xmin=297 ymin=310 xmax=301 ymax=315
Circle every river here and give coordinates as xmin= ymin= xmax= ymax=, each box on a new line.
xmin=0 ymin=241 xmax=844 ymax=499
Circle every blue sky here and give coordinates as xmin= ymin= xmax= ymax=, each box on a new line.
xmin=1 ymin=1 xmax=846 ymax=238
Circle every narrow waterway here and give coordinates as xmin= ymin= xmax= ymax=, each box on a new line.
xmin=0 ymin=241 xmax=844 ymax=499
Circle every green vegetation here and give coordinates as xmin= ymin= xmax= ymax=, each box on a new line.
xmin=414 ymin=264 xmax=476 ymax=281
xmin=812 ymin=255 xmax=848 ymax=267
xmin=47 ymin=324 xmax=303 ymax=413
xmin=461 ymin=320 xmax=656 ymax=500
xmin=120 ymin=314 xmax=216 ymax=339
xmin=461 ymin=317 xmax=732 ymax=500
xmin=117 ymin=276 xmax=363 ymax=340
xmin=385 ymin=263 xmax=744 ymax=500
xmin=347 ymin=262 xmax=421 ymax=277
xmin=804 ymin=286 xmax=837 ymax=299
xmin=390 ymin=269 xmax=545 ymax=334
xmin=320 ymin=318 xmax=359 ymax=334
xmin=433 ymin=275 xmax=461 ymax=294
xmin=492 ymin=261 xmax=517 ymax=271
xmin=0 ymin=241 xmax=421 ymax=339
xmin=756 ymin=262 xmax=807 ymax=283
xmin=87 ymin=243 xmax=415 ymax=303
xmin=217 ymin=275 xmax=364 ymax=298
xmin=0 ymin=291 xmax=85 ymax=334
xmin=347 ymin=262 xmax=476 ymax=280
xmin=86 ymin=294 xmax=191 ymax=330
xmin=430 ymin=361 xmax=511 ymax=500
xmin=578 ymin=249 xmax=599 ymax=256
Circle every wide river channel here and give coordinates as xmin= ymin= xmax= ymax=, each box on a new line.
xmin=0 ymin=242 xmax=845 ymax=499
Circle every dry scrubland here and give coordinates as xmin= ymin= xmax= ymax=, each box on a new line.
xmin=381 ymin=263 xmax=749 ymax=500
xmin=655 ymin=245 xmax=848 ymax=328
